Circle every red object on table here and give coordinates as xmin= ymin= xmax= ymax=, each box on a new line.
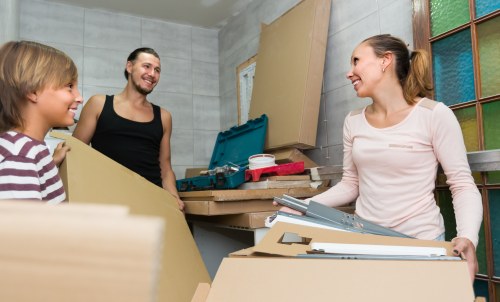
xmin=245 ymin=162 xmax=305 ymax=182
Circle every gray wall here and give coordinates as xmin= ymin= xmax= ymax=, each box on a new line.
xmin=18 ymin=0 xmax=220 ymax=179
xmin=12 ymin=0 xmax=414 ymax=174
xmin=218 ymin=0 xmax=414 ymax=167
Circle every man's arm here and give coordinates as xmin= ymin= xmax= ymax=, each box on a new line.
xmin=72 ymin=95 xmax=106 ymax=144
xmin=159 ymin=108 xmax=185 ymax=211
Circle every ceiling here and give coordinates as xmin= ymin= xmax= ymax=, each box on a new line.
xmin=44 ymin=0 xmax=255 ymax=29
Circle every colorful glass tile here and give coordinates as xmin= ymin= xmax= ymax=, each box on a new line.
xmin=475 ymin=279 xmax=489 ymax=300
xmin=475 ymin=0 xmax=500 ymax=18
xmin=453 ymin=106 xmax=482 ymax=183
xmin=477 ymin=16 xmax=500 ymax=98
xmin=432 ymin=30 xmax=476 ymax=105
xmin=482 ymin=101 xmax=500 ymax=184
xmin=438 ymin=189 xmax=487 ymax=275
xmin=430 ymin=0 xmax=470 ymax=36
xmin=489 ymin=190 xmax=500 ymax=276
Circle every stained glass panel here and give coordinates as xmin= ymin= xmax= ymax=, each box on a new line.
xmin=477 ymin=16 xmax=500 ymax=98
xmin=430 ymin=0 xmax=470 ymax=36
xmin=453 ymin=106 xmax=481 ymax=183
xmin=475 ymin=0 xmax=500 ymax=18
xmin=432 ymin=30 xmax=475 ymax=106
xmin=489 ymin=190 xmax=500 ymax=276
xmin=483 ymin=101 xmax=500 ymax=184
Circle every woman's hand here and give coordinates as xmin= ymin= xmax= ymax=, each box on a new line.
xmin=452 ymin=237 xmax=478 ymax=282
xmin=52 ymin=141 xmax=70 ymax=167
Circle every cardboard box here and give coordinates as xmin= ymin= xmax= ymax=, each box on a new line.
xmin=249 ymin=0 xmax=331 ymax=150
xmin=204 ymin=257 xmax=475 ymax=302
xmin=271 ymin=147 xmax=318 ymax=168
xmin=51 ymin=133 xmax=210 ymax=302
xmin=0 ymin=201 xmax=164 ymax=302
xmin=202 ymin=222 xmax=477 ymax=301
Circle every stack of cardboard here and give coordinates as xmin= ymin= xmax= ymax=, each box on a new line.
xmin=0 ymin=201 xmax=163 ymax=302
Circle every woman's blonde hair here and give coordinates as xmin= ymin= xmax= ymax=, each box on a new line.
xmin=0 ymin=41 xmax=78 ymax=132
xmin=363 ymin=34 xmax=433 ymax=105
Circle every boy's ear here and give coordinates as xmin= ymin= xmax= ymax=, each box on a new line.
xmin=26 ymin=92 xmax=38 ymax=103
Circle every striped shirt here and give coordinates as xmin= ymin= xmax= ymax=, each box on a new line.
xmin=0 ymin=131 xmax=66 ymax=204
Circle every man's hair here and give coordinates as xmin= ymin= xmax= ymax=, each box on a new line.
xmin=123 ymin=47 xmax=160 ymax=80
xmin=0 ymin=40 xmax=78 ymax=132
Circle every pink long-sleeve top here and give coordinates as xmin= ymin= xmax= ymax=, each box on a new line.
xmin=310 ymin=98 xmax=483 ymax=246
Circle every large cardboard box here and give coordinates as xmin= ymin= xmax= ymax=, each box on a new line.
xmin=0 ymin=201 xmax=164 ymax=302
xmin=51 ymin=133 xmax=210 ymax=302
xmin=249 ymin=0 xmax=331 ymax=150
xmin=200 ymin=222 xmax=478 ymax=301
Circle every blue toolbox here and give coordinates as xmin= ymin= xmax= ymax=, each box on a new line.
xmin=176 ymin=114 xmax=268 ymax=191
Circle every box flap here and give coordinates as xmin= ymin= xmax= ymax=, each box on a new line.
xmin=206 ymin=257 xmax=475 ymax=301
xmin=254 ymin=222 xmax=454 ymax=257
xmin=51 ymin=132 xmax=211 ymax=302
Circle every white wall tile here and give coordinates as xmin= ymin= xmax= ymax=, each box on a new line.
xmin=193 ymin=95 xmax=221 ymax=131
xmin=20 ymin=0 xmax=84 ymax=45
xmin=193 ymin=61 xmax=219 ymax=96
xmin=329 ymin=0 xmax=378 ymax=35
xmin=193 ymin=130 xmax=219 ymax=166
xmin=152 ymin=91 xmax=193 ymax=130
xmin=379 ymin=0 xmax=414 ymax=49
xmin=171 ymin=129 xmax=194 ymax=165
xmin=84 ymin=9 xmax=141 ymax=51
xmin=155 ymin=56 xmax=192 ymax=94
xmin=142 ymin=19 xmax=192 ymax=60
xmin=323 ymin=12 xmax=381 ymax=93
xmin=83 ymin=47 xmax=128 ymax=88
xmin=192 ymin=27 xmax=219 ymax=63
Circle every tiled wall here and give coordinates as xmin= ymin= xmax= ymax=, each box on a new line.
xmin=218 ymin=0 xmax=414 ymax=166
xmin=19 ymin=0 xmax=220 ymax=179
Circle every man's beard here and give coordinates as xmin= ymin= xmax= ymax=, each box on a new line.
xmin=133 ymin=78 xmax=154 ymax=95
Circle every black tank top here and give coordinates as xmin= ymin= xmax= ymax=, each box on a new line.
xmin=91 ymin=95 xmax=164 ymax=187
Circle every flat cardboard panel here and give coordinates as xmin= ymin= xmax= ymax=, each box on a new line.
xmin=51 ymin=133 xmax=210 ymax=302
xmin=0 ymin=201 xmax=163 ymax=302
xmin=179 ymin=187 xmax=327 ymax=201
xmin=249 ymin=0 xmax=331 ymax=150
xmin=184 ymin=200 xmax=276 ymax=216
xmin=206 ymin=257 xmax=475 ymax=302
xmin=187 ymin=211 xmax=275 ymax=229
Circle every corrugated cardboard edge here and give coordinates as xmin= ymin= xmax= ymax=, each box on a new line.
xmin=51 ymin=132 xmax=211 ymax=302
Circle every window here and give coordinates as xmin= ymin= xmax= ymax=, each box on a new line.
xmin=413 ymin=0 xmax=499 ymax=299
